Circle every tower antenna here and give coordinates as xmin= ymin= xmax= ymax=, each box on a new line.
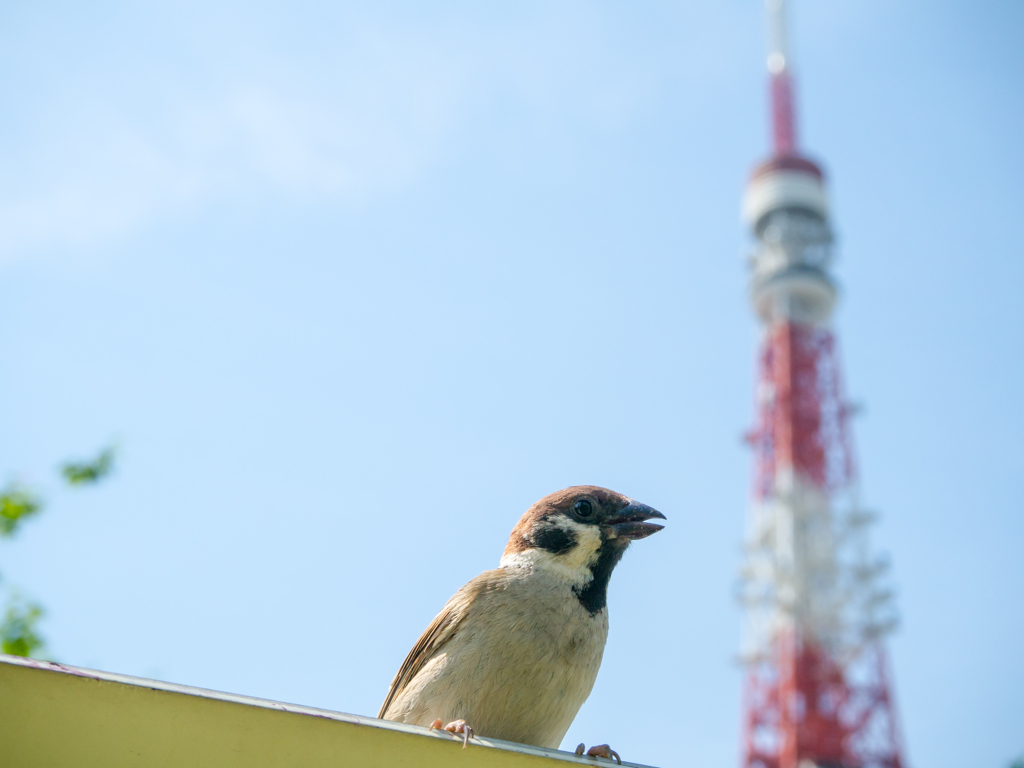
xmin=766 ymin=0 xmax=797 ymax=155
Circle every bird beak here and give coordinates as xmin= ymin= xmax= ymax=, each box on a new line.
xmin=605 ymin=501 xmax=666 ymax=540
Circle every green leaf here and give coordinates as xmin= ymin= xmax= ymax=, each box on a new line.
xmin=1 ymin=596 xmax=45 ymax=658
xmin=61 ymin=446 xmax=116 ymax=486
xmin=0 ymin=485 xmax=43 ymax=537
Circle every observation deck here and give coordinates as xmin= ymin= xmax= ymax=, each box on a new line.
xmin=743 ymin=155 xmax=836 ymax=326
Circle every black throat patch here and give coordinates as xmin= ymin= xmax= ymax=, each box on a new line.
xmin=573 ymin=534 xmax=628 ymax=615
xmin=533 ymin=523 xmax=577 ymax=555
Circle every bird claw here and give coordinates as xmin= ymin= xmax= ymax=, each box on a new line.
xmin=575 ymin=743 xmax=621 ymax=765
xmin=431 ymin=719 xmax=474 ymax=749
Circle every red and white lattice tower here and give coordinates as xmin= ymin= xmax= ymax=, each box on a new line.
xmin=737 ymin=2 xmax=906 ymax=767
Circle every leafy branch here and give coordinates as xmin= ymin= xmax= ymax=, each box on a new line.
xmin=60 ymin=446 xmax=116 ymax=487
xmin=0 ymin=486 xmax=43 ymax=537
xmin=0 ymin=594 xmax=44 ymax=657
xmin=1 ymin=444 xmax=117 ymax=658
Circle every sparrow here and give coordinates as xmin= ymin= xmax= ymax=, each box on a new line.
xmin=378 ymin=485 xmax=665 ymax=759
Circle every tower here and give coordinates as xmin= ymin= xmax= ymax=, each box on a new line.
xmin=737 ymin=2 xmax=906 ymax=767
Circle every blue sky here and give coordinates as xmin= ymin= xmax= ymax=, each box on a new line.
xmin=1 ymin=2 xmax=1022 ymax=767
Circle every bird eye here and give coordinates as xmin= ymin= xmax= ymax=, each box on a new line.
xmin=573 ymin=499 xmax=594 ymax=518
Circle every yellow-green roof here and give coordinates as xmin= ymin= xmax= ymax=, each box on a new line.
xmin=0 ymin=654 xmax=656 ymax=767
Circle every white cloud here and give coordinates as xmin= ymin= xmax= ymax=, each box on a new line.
xmin=0 ymin=37 xmax=461 ymax=260
xmin=0 ymin=4 xmax=660 ymax=261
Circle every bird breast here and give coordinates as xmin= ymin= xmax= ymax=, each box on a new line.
xmin=385 ymin=568 xmax=609 ymax=749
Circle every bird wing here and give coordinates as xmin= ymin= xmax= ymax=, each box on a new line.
xmin=377 ymin=569 xmax=501 ymax=720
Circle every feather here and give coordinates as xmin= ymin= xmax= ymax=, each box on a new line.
xmin=377 ymin=571 xmax=496 ymax=719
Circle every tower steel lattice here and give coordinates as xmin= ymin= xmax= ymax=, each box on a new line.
xmin=738 ymin=2 xmax=905 ymax=767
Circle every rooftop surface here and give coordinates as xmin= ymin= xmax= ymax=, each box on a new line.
xmin=0 ymin=653 xmax=657 ymax=768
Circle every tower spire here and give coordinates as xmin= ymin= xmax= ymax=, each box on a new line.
xmin=766 ymin=0 xmax=797 ymax=155
xmin=737 ymin=3 xmax=907 ymax=768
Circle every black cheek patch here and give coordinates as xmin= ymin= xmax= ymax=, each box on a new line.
xmin=533 ymin=525 xmax=577 ymax=555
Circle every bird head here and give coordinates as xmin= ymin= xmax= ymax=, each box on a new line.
xmin=500 ymin=486 xmax=666 ymax=613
